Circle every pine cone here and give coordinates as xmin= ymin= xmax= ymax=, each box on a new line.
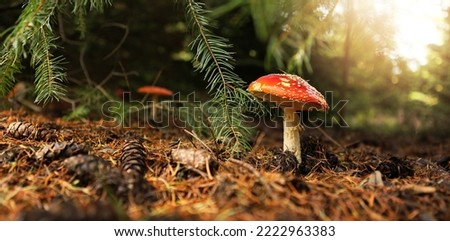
xmin=5 ymin=121 xmax=56 ymax=141
xmin=118 ymin=140 xmax=147 ymax=176
xmin=93 ymin=169 xmax=130 ymax=200
xmin=34 ymin=141 xmax=88 ymax=162
xmin=94 ymin=168 xmax=157 ymax=204
xmin=124 ymin=174 xmax=158 ymax=204
xmin=34 ymin=127 xmax=57 ymax=141
xmin=6 ymin=122 xmax=36 ymax=139
xmin=63 ymin=154 xmax=111 ymax=186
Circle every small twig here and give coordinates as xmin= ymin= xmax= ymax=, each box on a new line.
xmin=79 ymin=45 xmax=93 ymax=87
xmin=16 ymin=98 xmax=42 ymax=112
xmin=228 ymin=158 xmax=272 ymax=195
xmin=166 ymin=161 xmax=181 ymax=178
xmin=95 ymin=84 xmax=114 ymax=100
xmin=97 ymin=64 xmax=138 ymax=88
xmin=116 ymin=61 xmax=132 ymax=97
xmin=59 ymin=96 xmax=77 ymax=112
xmin=344 ymin=140 xmax=361 ymax=149
xmin=181 ymin=130 xmax=197 ymax=149
xmin=141 ymin=69 xmax=164 ymax=103
xmin=308 ymin=121 xmax=344 ymax=150
xmin=7 ymin=82 xmax=42 ymax=112
xmin=57 ymin=12 xmax=83 ymax=45
xmin=250 ymin=130 xmax=265 ymax=154
xmin=182 ymin=129 xmax=213 ymax=154
xmin=228 ymin=158 xmax=262 ymax=180
xmin=79 ymin=47 xmax=114 ymax=100
xmin=102 ymin=23 xmax=130 ymax=60
xmin=153 ymin=177 xmax=176 ymax=203
xmin=151 ymin=69 xmax=164 ymax=86
xmin=187 ymin=167 xmax=208 ymax=179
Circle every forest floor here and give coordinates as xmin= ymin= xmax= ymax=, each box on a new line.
xmin=0 ymin=109 xmax=449 ymax=221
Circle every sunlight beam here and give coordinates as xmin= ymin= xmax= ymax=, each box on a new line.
xmin=390 ymin=0 xmax=448 ymax=68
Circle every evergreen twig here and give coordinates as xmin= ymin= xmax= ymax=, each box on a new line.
xmin=0 ymin=0 xmax=112 ymax=104
xmin=184 ymin=0 xmax=265 ymax=155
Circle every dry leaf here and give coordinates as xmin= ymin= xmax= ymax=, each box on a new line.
xmin=171 ymin=148 xmax=211 ymax=170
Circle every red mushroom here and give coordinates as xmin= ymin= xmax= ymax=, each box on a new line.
xmin=137 ymin=86 xmax=174 ymax=97
xmin=247 ymin=73 xmax=328 ymax=164
xmin=137 ymin=86 xmax=174 ymax=120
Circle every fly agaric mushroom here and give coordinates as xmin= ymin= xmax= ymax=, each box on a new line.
xmin=247 ymin=73 xmax=328 ymax=164
xmin=137 ymin=86 xmax=174 ymax=120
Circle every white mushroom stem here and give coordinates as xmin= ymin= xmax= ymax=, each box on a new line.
xmin=282 ymin=107 xmax=303 ymax=164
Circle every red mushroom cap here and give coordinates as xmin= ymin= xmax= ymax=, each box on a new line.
xmin=247 ymin=74 xmax=328 ymax=111
xmin=137 ymin=86 xmax=173 ymax=96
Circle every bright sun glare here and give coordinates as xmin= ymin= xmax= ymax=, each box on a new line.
xmin=389 ymin=0 xmax=448 ymax=67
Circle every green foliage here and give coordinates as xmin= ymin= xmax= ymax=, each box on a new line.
xmin=63 ymin=105 xmax=90 ymax=121
xmin=209 ymin=0 xmax=338 ymax=74
xmin=176 ymin=100 xmax=212 ymax=138
xmin=306 ymin=0 xmax=400 ymax=130
xmin=420 ymin=7 xmax=450 ymax=134
xmin=184 ymin=0 xmax=264 ymax=154
xmin=70 ymin=0 xmax=112 ymax=38
xmin=262 ymin=0 xmax=338 ymax=74
xmin=0 ymin=0 xmax=112 ymax=104
xmin=30 ymin=25 xmax=67 ymax=104
xmin=71 ymin=0 xmax=112 ymax=12
xmin=2 ymin=0 xmax=447 ymax=138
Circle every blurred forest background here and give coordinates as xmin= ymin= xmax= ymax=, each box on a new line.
xmin=1 ymin=0 xmax=449 ymax=138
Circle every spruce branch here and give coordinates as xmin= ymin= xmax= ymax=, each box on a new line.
xmin=31 ymin=27 xmax=67 ymax=104
xmin=70 ymin=0 xmax=112 ymax=38
xmin=30 ymin=1 xmax=68 ymax=104
xmin=71 ymin=0 xmax=112 ymax=13
xmin=184 ymin=0 xmax=264 ymax=154
xmin=248 ymin=0 xmax=338 ymax=73
xmin=0 ymin=0 xmax=112 ymax=104
xmin=0 ymin=0 xmax=40 ymax=97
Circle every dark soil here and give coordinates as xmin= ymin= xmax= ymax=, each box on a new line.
xmin=0 ymin=110 xmax=449 ymax=220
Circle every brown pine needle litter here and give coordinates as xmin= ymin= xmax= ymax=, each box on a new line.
xmin=0 ymin=110 xmax=449 ymax=221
